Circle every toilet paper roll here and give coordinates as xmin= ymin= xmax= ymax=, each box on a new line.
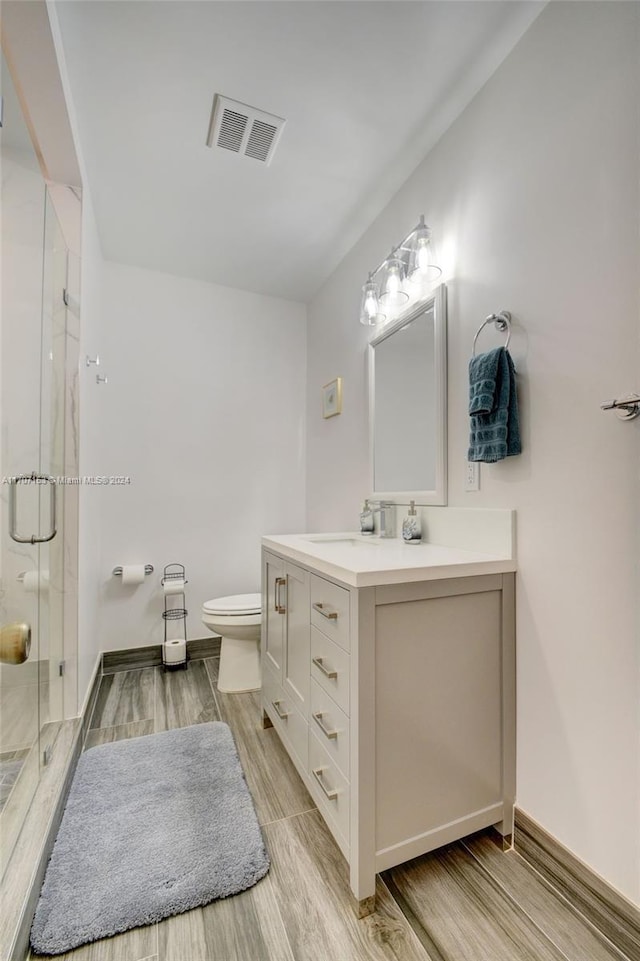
xmin=22 ymin=570 xmax=49 ymax=594
xmin=163 ymin=638 xmax=186 ymax=664
xmin=121 ymin=565 xmax=146 ymax=586
xmin=163 ymin=578 xmax=185 ymax=595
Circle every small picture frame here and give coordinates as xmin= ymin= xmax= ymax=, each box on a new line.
xmin=322 ymin=377 xmax=343 ymax=419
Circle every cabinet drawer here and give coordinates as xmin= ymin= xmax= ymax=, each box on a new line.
xmin=310 ymin=678 xmax=350 ymax=778
xmin=263 ymin=666 xmax=308 ymax=770
xmin=309 ymin=731 xmax=350 ymax=846
xmin=310 ymin=626 xmax=350 ymax=716
xmin=310 ymin=575 xmax=351 ymax=652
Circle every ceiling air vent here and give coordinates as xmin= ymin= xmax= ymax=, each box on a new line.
xmin=206 ymin=95 xmax=285 ymax=165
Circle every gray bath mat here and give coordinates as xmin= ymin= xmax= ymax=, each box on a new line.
xmin=31 ymin=722 xmax=269 ymax=956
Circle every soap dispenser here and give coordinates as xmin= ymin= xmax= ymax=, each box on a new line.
xmin=360 ymin=499 xmax=375 ymax=535
xmin=402 ymin=500 xmax=422 ymax=545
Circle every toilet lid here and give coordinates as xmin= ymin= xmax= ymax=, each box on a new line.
xmin=203 ymin=592 xmax=261 ymax=615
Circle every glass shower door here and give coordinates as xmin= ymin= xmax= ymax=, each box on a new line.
xmin=0 ymin=53 xmax=65 ymax=877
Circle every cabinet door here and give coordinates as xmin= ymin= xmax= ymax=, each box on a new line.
xmin=284 ymin=562 xmax=310 ymax=714
xmin=263 ymin=552 xmax=286 ymax=678
xmin=375 ymin=590 xmax=503 ymax=852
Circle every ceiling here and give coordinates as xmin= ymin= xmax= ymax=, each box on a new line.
xmin=54 ymin=1 xmax=544 ymax=302
xmin=3 ymin=1 xmax=83 ymax=185
xmin=1 ymin=51 xmax=39 ymax=166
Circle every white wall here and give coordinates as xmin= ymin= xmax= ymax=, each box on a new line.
xmin=95 ymin=262 xmax=306 ymax=651
xmin=306 ymin=2 xmax=640 ymax=903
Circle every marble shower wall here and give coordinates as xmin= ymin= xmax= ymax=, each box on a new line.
xmin=40 ymin=189 xmax=81 ymax=725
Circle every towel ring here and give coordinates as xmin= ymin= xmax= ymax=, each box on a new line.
xmin=472 ymin=311 xmax=512 ymax=356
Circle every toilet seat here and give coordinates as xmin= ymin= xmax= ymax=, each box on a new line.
xmin=202 ymin=593 xmax=261 ymax=616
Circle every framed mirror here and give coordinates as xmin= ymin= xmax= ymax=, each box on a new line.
xmin=368 ymin=284 xmax=447 ymax=505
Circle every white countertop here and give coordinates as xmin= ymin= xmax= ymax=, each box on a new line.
xmin=262 ymin=533 xmax=516 ymax=588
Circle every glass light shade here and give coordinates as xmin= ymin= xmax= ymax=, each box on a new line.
xmin=379 ymin=254 xmax=409 ymax=306
xmin=407 ymin=219 xmax=442 ymax=284
xmin=359 ymin=278 xmax=385 ymax=326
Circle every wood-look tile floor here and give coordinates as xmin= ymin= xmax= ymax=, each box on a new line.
xmin=1 ymin=682 xmax=44 ymax=754
xmin=30 ymin=661 xmax=630 ymax=961
xmin=0 ymin=750 xmax=29 ymax=812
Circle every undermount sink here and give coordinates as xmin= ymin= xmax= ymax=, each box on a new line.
xmin=303 ymin=534 xmax=380 ymax=547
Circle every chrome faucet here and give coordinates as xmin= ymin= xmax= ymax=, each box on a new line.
xmin=359 ymin=500 xmax=395 ymax=538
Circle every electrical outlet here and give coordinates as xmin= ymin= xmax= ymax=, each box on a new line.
xmin=465 ymin=461 xmax=480 ymax=492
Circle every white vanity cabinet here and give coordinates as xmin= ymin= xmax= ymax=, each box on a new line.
xmin=261 ymin=538 xmax=516 ymax=917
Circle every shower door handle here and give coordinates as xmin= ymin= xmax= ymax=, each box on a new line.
xmin=8 ymin=473 xmax=57 ymax=544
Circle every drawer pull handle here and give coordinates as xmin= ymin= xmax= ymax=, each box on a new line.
xmin=275 ymin=577 xmax=286 ymax=614
xmin=312 ymin=767 xmax=338 ymax=801
xmin=272 ymin=699 xmax=289 ymax=720
xmin=311 ymin=656 xmax=338 ymax=680
xmin=312 ymin=712 xmax=339 ymax=740
xmin=313 ymin=602 xmax=338 ymax=621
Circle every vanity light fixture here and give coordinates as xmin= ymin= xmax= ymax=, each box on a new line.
xmin=360 ymin=214 xmax=440 ymax=326
xmin=378 ymin=250 xmax=409 ymax=307
xmin=359 ymin=273 xmax=386 ymax=326
xmin=406 ymin=215 xmax=442 ymax=284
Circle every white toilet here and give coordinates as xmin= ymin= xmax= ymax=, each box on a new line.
xmin=202 ymin=593 xmax=262 ymax=693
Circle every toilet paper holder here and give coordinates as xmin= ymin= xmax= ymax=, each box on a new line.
xmin=113 ymin=564 xmax=154 ymax=576
xmin=161 ymin=571 xmax=189 ymax=587
xmin=162 ymin=563 xmax=188 ymax=671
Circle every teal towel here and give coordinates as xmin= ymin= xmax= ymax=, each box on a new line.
xmin=468 ymin=347 xmax=521 ymax=462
